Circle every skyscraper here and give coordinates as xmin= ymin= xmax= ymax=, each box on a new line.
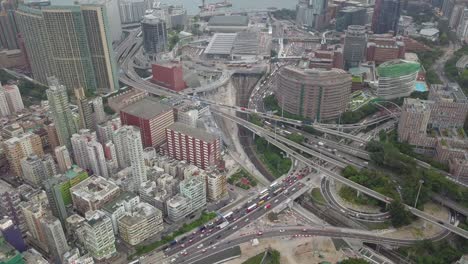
xmin=46 ymin=77 xmax=77 ymax=151
xmin=113 ymin=126 xmax=146 ymax=191
xmin=371 ymin=0 xmax=401 ymax=35
xmin=141 ymin=14 xmax=167 ymax=56
xmin=3 ymin=132 xmax=44 ymax=177
xmin=0 ymin=9 xmax=19 ymax=50
xmin=79 ymin=4 xmax=119 ymax=93
xmin=71 ymin=129 xmax=96 ymax=171
xmin=343 ymin=25 xmax=367 ymax=70
xmin=15 ymin=6 xmax=56 ymax=85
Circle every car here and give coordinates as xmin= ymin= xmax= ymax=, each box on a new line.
xmin=257 ymin=231 xmax=263 ymax=236
xmin=182 ymin=251 xmax=188 ymax=256
xmin=274 ymin=199 xmax=279 ymax=203
xmin=233 ymin=225 xmax=237 ymax=229
xmin=200 ymin=234 xmax=204 ymax=238
xmin=279 ymin=229 xmax=285 ymax=233
xmin=197 ymin=244 xmax=204 ymax=249
xmin=302 ymin=228 xmax=307 ymax=232
xmin=188 ymin=239 xmax=193 ymax=243
xmin=202 ymin=248 xmax=207 ymax=252
xmin=181 ymin=244 xmax=185 ymax=248
xmin=171 ymin=258 xmax=177 ymax=263
xmin=245 ymin=218 xmax=249 ymax=222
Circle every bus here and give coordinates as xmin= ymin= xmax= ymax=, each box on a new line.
xmin=273 ymin=188 xmax=283 ymax=196
xmin=246 ymin=204 xmax=257 ymax=213
xmin=259 ymin=189 xmax=268 ymax=195
xmin=270 ymin=181 xmax=278 ymax=188
xmin=259 ymin=192 xmax=269 ymax=201
xmin=223 ymin=211 xmax=234 ymax=220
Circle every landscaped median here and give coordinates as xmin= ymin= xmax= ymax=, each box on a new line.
xmin=128 ymin=211 xmax=217 ymax=260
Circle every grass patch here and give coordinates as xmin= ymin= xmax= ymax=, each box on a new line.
xmin=338 ymin=186 xmax=381 ymax=206
xmin=310 ymin=188 xmax=326 ymax=204
xmin=242 ymin=249 xmax=281 ymax=264
xmin=129 ymin=212 xmax=217 ymax=260
xmin=254 ymin=136 xmax=292 ymax=178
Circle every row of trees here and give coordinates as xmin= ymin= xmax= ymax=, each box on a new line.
xmin=254 ymin=137 xmax=292 ymax=178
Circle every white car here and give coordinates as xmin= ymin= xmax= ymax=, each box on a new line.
xmin=197 ymin=244 xmax=204 ymax=249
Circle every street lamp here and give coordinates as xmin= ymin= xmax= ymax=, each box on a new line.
xmin=414 ymin=179 xmax=424 ymax=208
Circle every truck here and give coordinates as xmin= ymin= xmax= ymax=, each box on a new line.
xmin=217 ymin=221 xmax=229 ymax=229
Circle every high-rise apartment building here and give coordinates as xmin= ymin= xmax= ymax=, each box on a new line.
xmin=75 ymin=0 xmax=122 ymax=43
xmin=141 ymin=14 xmax=167 ymax=56
xmin=0 ymin=86 xmax=10 ymax=116
xmin=120 ymin=97 xmax=174 ymax=147
xmin=2 ymin=84 xmax=24 ymax=114
xmin=112 ymin=126 xmax=146 ymax=191
xmin=41 ymin=216 xmax=70 ymax=263
xmin=20 ymin=154 xmax=57 ymax=186
xmin=371 ymin=0 xmax=400 ymax=35
xmin=276 ymin=64 xmax=352 ymax=121
xmin=343 ymin=25 xmax=367 ymax=70
xmin=97 ymin=118 xmax=121 ymax=144
xmin=74 ymin=87 xmax=94 ymax=130
xmin=0 ymin=182 xmax=24 ymax=233
xmin=15 ymin=5 xmax=56 ymax=85
xmin=166 ymin=123 xmax=221 ymax=169
xmin=3 ymin=132 xmax=44 ymax=177
xmin=82 ymin=210 xmax=116 ymax=260
xmin=71 ymin=129 xmax=97 ymax=171
xmin=20 ymin=201 xmax=48 ymax=249
xmin=79 ymin=4 xmax=119 ymax=93
xmin=45 ymin=122 xmax=60 ymax=150
xmin=54 ymin=146 xmax=72 ymax=173
xmin=46 ymin=77 xmax=77 ymax=151
xmin=41 ymin=6 xmax=97 ymax=92
xmin=0 ymin=9 xmax=19 ymax=50
xmin=86 ymin=140 xmax=108 ymax=178
xmin=43 ymin=166 xmax=89 ymax=224
xmin=206 ymin=172 xmax=227 ymax=201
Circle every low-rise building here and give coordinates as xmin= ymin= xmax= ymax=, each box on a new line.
xmin=166 ymin=194 xmax=190 ymax=222
xmin=117 ymin=202 xmax=163 ymax=245
xmin=82 ymin=210 xmax=116 ymax=260
xmin=70 ymin=176 xmax=121 ymax=215
xmin=206 ymin=172 xmax=227 ymax=202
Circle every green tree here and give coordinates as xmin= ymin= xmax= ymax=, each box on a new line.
xmin=389 ymin=200 xmax=412 ymax=227
xmin=286 ymin=133 xmax=304 ymax=143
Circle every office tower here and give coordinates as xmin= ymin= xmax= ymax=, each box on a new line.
xmin=112 ymin=126 xmax=146 ymax=191
xmin=2 ymin=84 xmax=24 ymax=113
xmin=336 ymin=7 xmax=367 ymax=32
xmin=276 ymin=65 xmax=352 ymax=121
xmin=70 ymin=176 xmax=120 ymax=215
xmin=41 ymin=216 xmax=70 ymax=264
xmin=0 ymin=183 xmax=23 ymax=233
xmin=82 ymin=210 xmax=116 ymax=260
xmin=118 ymin=0 xmax=146 ymax=24
xmin=179 ymin=176 xmax=206 ymax=213
xmin=371 ymin=0 xmax=400 ymax=35
xmin=46 ymin=77 xmax=77 ymax=151
xmin=97 ymin=118 xmax=121 ymax=144
xmin=15 ymin=6 xmax=56 ymax=85
xmin=295 ymin=0 xmax=328 ymax=30
xmin=206 ymin=172 xmax=227 ymax=201
xmin=86 ymin=141 xmax=108 ymax=178
xmin=79 ymin=4 xmax=119 ymax=93
xmin=166 ymin=123 xmax=221 ymax=169
xmin=343 ymin=25 xmax=367 ymax=70
xmin=75 ymin=0 xmax=122 ymax=43
xmin=3 ymin=132 xmax=44 ymax=177
xmin=54 ymin=146 xmax=72 ymax=173
xmin=44 ymin=166 xmax=89 ymax=224
xmin=120 ymin=97 xmax=174 ymax=147
xmin=0 ymin=218 xmax=27 ymax=252
xmin=141 ymin=15 xmax=167 ymax=56
xmin=41 ymin=6 xmax=97 ymax=92
xmin=20 ymin=154 xmax=57 ymax=186
xmin=0 ymin=85 xmax=10 ymax=116
xmin=74 ymin=87 xmax=94 ymax=130
xmin=118 ymin=203 xmax=163 ymax=245
xmin=71 ymin=129 xmax=96 ymax=171
xmin=0 ymin=9 xmax=19 ymax=50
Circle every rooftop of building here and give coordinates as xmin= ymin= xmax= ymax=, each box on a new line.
xmin=0 ymin=180 xmax=13 ymax=194
xmin=85 ymin=210 xmax=109 ymax=226
xmin=377 ymin=59 xmax=420 ymax=78
xmin=71 ymin=176 xmax=120 ymax=202
xmin=430 ymin=83 xmax=468 ymax=103
xmin=419 ymin=28 xmax=439 ymax=36
xmin=403 ymin=98 xmax=431 ymax=112
xmin=204 ymin=33 xmax=236 ymax=55
xmin=168 ymin=122 xmax=218 ymax=142
xmin=285 ymin=63 xmax=348 ymax=76
xmin=0 ymin=236 xmax=20 ymax=263
xmin=167 ymin=194 xmax=188 ymax=207
xmin=208 ymin=15 xmax=249 ymax=27
xmin=102 ymin=191 xmax=137 ymax=214
xmin=121 ymin=97 xmax=173 ymax=120
xmin=232 ymin=31 xmax=259 ymax=55
xmin=118 ymin=202 xmax=160 ymax=226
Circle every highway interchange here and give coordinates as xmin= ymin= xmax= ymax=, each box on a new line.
xmin=115 ymin=28 xmax=468 ymax=263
